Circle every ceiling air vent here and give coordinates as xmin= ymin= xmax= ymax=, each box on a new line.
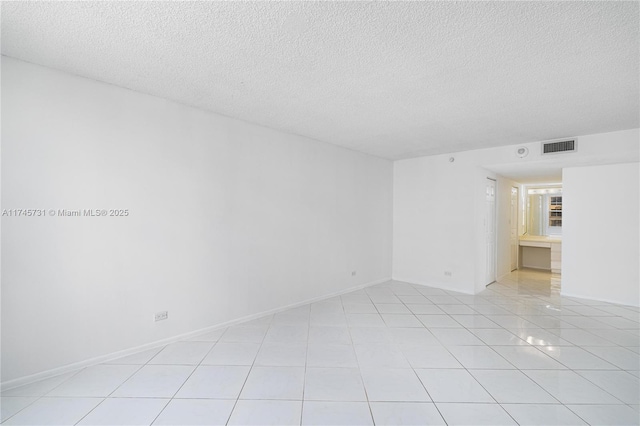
xmin=542 ymin=139 xmax=576 ymax=155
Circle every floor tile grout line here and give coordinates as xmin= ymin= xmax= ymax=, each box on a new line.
xmin=63 ymin=397 xmax=105 ymax=426
xmin=115 ymin=319 xmax=262 ymax=424
xmin=408 ymin=290 xmax=531 ymax=374
xmin=396 ymin=285 xmax=524 ymax=420
xmin=4 ymin=360 xmax=151 ymax=425
xmin=146 ymin=337 xmax=225 ymax=425
xmin=71 ymin=362 xmax=148 ymax=425
xmin=407 ymin=281 xmax=539 ymax=424
xmin=569 ymin=369 xmax=635 ymax=406
xmin=401 ymin=280 xmax=575 ymax=423
xmin=478 ymin=280 xmax=598 ymax=424
xmin=340 ymin=288 xmax=377 ymax=425
xmin=223 ymin=314 xmax=274 ymax=426
xmin=299 ymin=301 xmax=312 ymax=426
xmin=562 ymin=403 xmax=602 ymax=425
xmin=58 ymin=335 xmax=214 ymax=424
xmin=4 ymin=271 xmax=638 ymax=425
xmin=380 ymin=282 xmax=449 ymax=424
xmin=330 ymin=277 xmax=628 ymax=424
xmin=0 ymin=368 xmax=85 ymax=424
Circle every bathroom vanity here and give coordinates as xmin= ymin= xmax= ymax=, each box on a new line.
xmin=519 ymin=235 xmax=562 ymax=274
xmin=520 ymin=186 xmax=562 ymax=274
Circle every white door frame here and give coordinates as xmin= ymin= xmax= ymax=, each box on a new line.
xmin=485 ymin=178 xmax=497 ymax=286
xmin=510 ymin=186 xmax=519 ymax=271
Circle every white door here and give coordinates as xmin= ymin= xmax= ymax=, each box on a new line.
xmin=485 ymin=179 xmax=497 ymax=285
xmin=510 ymin=186 xmax=519 ymax=271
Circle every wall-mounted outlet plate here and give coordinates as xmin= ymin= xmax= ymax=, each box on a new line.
xmin=351 ymin=271 xmax=357 ymax=276
xmin=154 ymin=311 xmax=168 ymax=322
xmin=444 ymin=271 xmax=452 ymax=277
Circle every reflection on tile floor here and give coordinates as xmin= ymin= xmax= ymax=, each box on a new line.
xmin=2 ymin=269 xmax=639 ymax=425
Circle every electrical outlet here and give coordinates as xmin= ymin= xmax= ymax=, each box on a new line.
xmin=444 ymin=271 xmax=452 ymax=277
xmin=351 ymin=271 xmax=357 ymax=276
xmin=154 ymin=311 xmax=168 ymax=322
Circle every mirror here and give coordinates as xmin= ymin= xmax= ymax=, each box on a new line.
xmin=525 ymin=187 xmax=562 ymax=236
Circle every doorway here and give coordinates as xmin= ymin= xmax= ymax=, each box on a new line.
xmin=481 ymin=161 xmax=565 ymax=292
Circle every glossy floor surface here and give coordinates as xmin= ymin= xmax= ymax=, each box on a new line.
xmin=2 ymin=269 xmax=639 ymax=425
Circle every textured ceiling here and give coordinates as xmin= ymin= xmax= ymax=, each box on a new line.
xmin=2 ymin=1 xmax=638 ymax=159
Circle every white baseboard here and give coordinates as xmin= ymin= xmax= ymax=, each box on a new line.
xmin=521 ymin=265 xmax=551 ymax=271
xmin=1 ymin=276 xmax=391 ymax=391
xmin=391 ymin=276 xmax=475 ymax=295
xmin=560 ymin=291 xmax=640 ymax=308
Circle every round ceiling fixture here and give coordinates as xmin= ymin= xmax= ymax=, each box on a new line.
xmin=516 ymin=147 xmax=529 ymax=158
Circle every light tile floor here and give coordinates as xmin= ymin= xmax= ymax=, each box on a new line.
xmin=2 ymin=269 xmax=639 ymax=425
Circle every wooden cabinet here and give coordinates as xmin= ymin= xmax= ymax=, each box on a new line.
xmin=518 ymin=236 xmax=562 ymax=274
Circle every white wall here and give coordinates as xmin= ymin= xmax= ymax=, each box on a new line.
xmin=1 ymin=57 xmax=393 ymax=384
xmin=393 ymin=156 xmax=478 ymax=293
xmin=562 ymin=162 xmax=639 ymax=306
xmin=393 ymin=128 xmax=639 ymax=295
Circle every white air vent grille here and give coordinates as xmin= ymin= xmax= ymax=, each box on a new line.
xmin=542 ymin=139 xmax=576 ymax=154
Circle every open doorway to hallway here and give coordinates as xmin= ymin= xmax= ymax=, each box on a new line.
xmin=485 ymin=165 xmax=565 ymax=293
xmin=497 ymin=182 xmax=562 ymax=297
xmin=518 ymin=183 xmax=563 ymax=275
